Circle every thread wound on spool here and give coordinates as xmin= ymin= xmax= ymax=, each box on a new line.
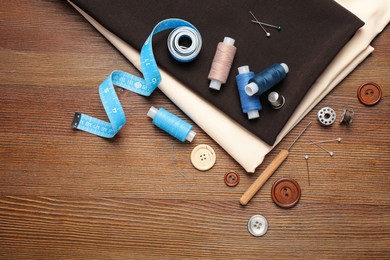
xmin=245 ymin=63 xmax=288 ymax=96
xmin=148 ymin=107 xmax=195 ymax=142
xmin=340 ymin=108 xmax=354 ymax=126
xmin=208 ymin=37 xmax=237 ymax=90
xmin=236 ymin=66 xmax=262 ymax=119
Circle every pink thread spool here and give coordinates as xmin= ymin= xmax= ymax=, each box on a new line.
xmin=208 ymin=37 xmax=237 ymax=90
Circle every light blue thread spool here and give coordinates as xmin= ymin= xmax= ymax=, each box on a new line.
xmin=236 ymin=66 xmax=262 ymax=119
xmin=147 ymin=106 xmax=196 ymax=142
xmin=245 ymin=63 xmax=289 ymax=97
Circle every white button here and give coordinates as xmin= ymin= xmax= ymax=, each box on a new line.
xmin=247 ymin=215 xmax=268 ymax=237
xmin=190 ymin=144 xmax=216 ymax=171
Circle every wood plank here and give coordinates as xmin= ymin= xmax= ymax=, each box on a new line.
xmin=0 ymin=0 xmax=389 ymax=258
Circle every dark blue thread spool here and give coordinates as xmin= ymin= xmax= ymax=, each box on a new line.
xmin=236 ymin=66 xmax=262 ymax=119
xmin=245 ymin=63 xmax=289 ymax=97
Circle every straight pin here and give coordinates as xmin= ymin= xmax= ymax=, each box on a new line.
xmin=249 ymin=11 xmax=271 ymax=37
xmin=304 ymin=155 xmax=310 ymax=186
xmin=314 ymin=143 xmax=334 ymax=157
xmin=251 ymin=20 xmax=282 ymax=31
xmin=310 ymin=137 xmax=342 ymax=145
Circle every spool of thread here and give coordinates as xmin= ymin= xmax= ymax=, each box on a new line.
xmin=208 ymin=37 xmax=237 ymax=90
xmin=268 ymin=91 xmax=285 ymax=109
xmin=340 ymin=108 xmax=354 ymax=126
xmin=236 ymin=66 xmax=262 ymax=119
xmin=245 ymin=63 xmax=289 ymax=96
xmin=167 ymin=26 xmax=202 ymax=62
xmin=147 ymin=106 xmax=196 ymax=142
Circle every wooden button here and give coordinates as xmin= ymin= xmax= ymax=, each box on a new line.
xmin=357 ymin=82 xmax=382 ymax=106
xmin=224 ymin=171 xmax=240 ymax=187
xmin=271 ymin=178 xmax=301 ymax=208
xmin=190 ymin=144 xmax=216 ymax=171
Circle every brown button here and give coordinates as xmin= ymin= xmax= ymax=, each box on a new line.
xmin=357 ymin=82 xmax=382 ymax=106
xmin=224 ymin=171 xmax=240 ymax=187
xmin=271 ymin=178 xmax=301 ymax=208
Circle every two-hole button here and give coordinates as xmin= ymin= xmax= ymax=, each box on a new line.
xmin=224 ymin=171 xmax=240 ymax=187
xmin=190 ymin=144 xmax=216 ymax=171
xmin=271 ymin=178 xmax=301 ymax=208
xmin=357 ymin=82 xmax=382 ymax=106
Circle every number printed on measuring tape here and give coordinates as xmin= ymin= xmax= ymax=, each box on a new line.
xmin=72 ymin=19 xmax=201 ymax=138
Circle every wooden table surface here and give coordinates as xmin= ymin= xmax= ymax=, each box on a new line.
xmin=1 ymin=1 xmax=389 ymax=259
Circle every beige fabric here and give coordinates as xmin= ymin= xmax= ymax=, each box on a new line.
xmin=277 ymin=0 xmax=390 ymax=144
xmin=68 ymin=0 xmax=390 ymax=173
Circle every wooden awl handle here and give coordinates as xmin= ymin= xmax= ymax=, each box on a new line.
xmin=240 ymin=149 xmax=289 ymax=206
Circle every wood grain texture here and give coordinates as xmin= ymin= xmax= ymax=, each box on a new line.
xmin=0 ymin=1 xmax=389 ymax=259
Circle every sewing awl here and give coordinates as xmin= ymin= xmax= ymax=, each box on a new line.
xmin=240 ymin=122 xmax=311 ymax=206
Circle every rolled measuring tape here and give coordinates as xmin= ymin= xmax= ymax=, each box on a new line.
xmin=167 ymin=26 xmax=202 ymax=62
xmin=72 ymin=19 xmax=202 ymax=138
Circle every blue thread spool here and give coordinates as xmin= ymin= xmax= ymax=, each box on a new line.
xmin=236 ymin=66 xmax=262 ymax=119
xmin=147 ymin=106 xmax=196 ymax=142
xmin=245 ymin=63 xmax=289 ymax=97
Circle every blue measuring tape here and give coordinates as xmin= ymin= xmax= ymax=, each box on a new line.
xmin=72 ymin=19 xmax=201 ymax=138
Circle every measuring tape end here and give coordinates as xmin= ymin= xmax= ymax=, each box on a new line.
xmin=71 ymin=112 xmax=82 ymax=129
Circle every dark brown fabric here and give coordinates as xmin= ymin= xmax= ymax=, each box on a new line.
xmin=70 ymin=0 xmax=364 ymax=145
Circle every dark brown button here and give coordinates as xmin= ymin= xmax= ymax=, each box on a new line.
xmin=357 ymin=82 xmax=382 ymax=106
xmin=224 ymin=171 xmax=240 ymax=187
xmin=271 ymin=178 xmax=301 ymax=208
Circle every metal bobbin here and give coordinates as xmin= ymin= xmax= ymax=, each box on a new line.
xmin=268 ymin=91 xmax=285 ymax=109
xmin=317 ymin=107 xmax=336 ymax=126
xmin=340 ymin=108 xmax=354 ymax=126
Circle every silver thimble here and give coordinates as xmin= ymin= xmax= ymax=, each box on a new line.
xmin=268 ymin=91 xmax=285 ymax=109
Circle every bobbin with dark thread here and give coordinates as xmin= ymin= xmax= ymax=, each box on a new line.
xmin=268 ymin=91 xmax=285 ymax=109
xmin=340 ymin=108 xmax=354 ymax=126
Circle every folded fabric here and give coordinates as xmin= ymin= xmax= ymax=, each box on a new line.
xmin=67 ymin=0 xmax=390 ymax=172
xmin=70 ymin=0 xmax=364 ymax=145
xmin=276 ymin=0 xmax=390 ymax=144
